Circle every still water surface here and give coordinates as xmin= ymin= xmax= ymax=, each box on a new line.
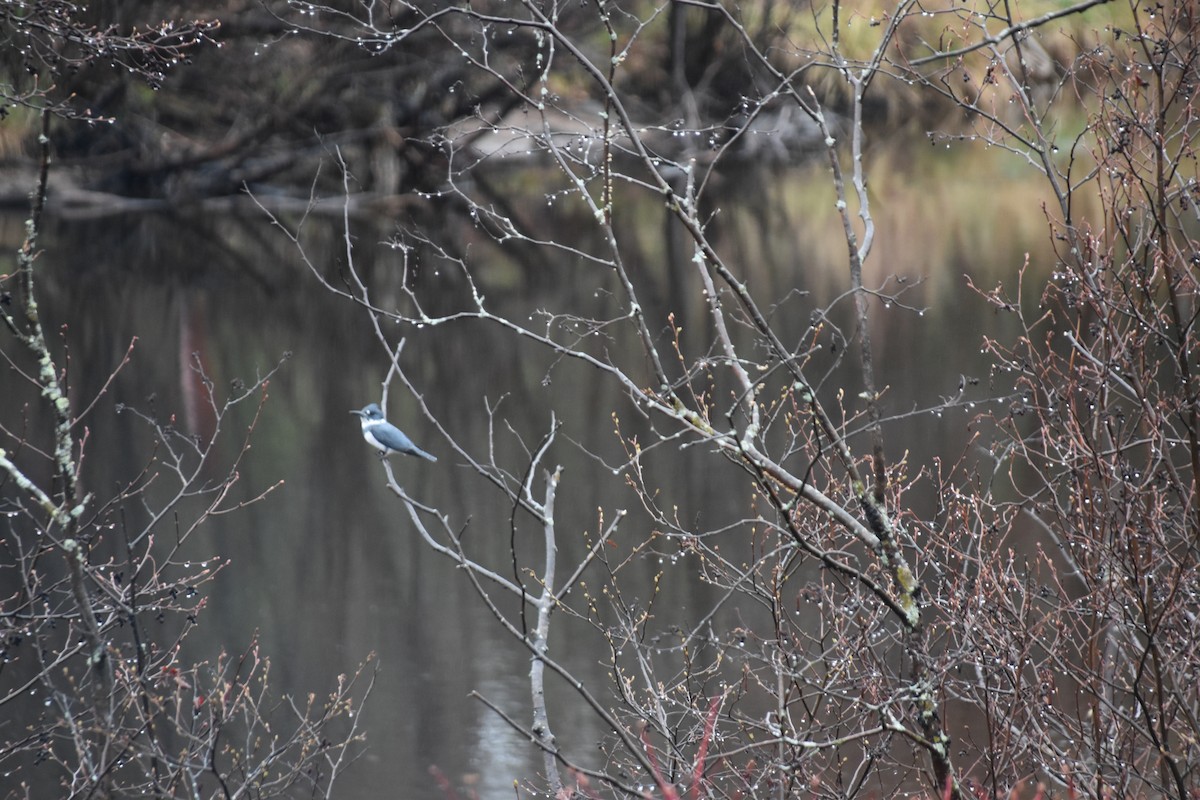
xmin=1 ymin=154 xmax=1051 ymax=798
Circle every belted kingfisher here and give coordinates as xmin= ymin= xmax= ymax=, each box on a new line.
xmin=350 ymin=403 xmax=437 ymax=462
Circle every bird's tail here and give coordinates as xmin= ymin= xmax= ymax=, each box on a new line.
xmin=415 ymin=448 xmax=438 ymax=462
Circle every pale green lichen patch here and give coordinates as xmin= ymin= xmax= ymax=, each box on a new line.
xmin=898 ymin=591 xmax=919 ymax=628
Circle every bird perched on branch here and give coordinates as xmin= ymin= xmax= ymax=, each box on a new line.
xmin=350 ymin=403 xmax=437 ymax=462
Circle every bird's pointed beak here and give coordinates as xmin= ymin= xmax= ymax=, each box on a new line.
xmin=349 ymin=409 xmax=362 ymax=416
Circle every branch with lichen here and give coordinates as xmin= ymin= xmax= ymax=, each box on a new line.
xmin=0 ymin=110 xmax=112 ymax=715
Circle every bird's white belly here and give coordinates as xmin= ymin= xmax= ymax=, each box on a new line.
xmin=361 ymin=421 xmax=391 ymax=452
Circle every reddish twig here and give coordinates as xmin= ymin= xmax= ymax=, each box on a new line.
xmin=640 ymin=724 xmax=680 ymax=800
xmin=689 ymin=696 xmax=722 ymax=800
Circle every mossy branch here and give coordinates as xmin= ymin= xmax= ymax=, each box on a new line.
xmin=1 ymin=110 xmax=112 ymax=715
